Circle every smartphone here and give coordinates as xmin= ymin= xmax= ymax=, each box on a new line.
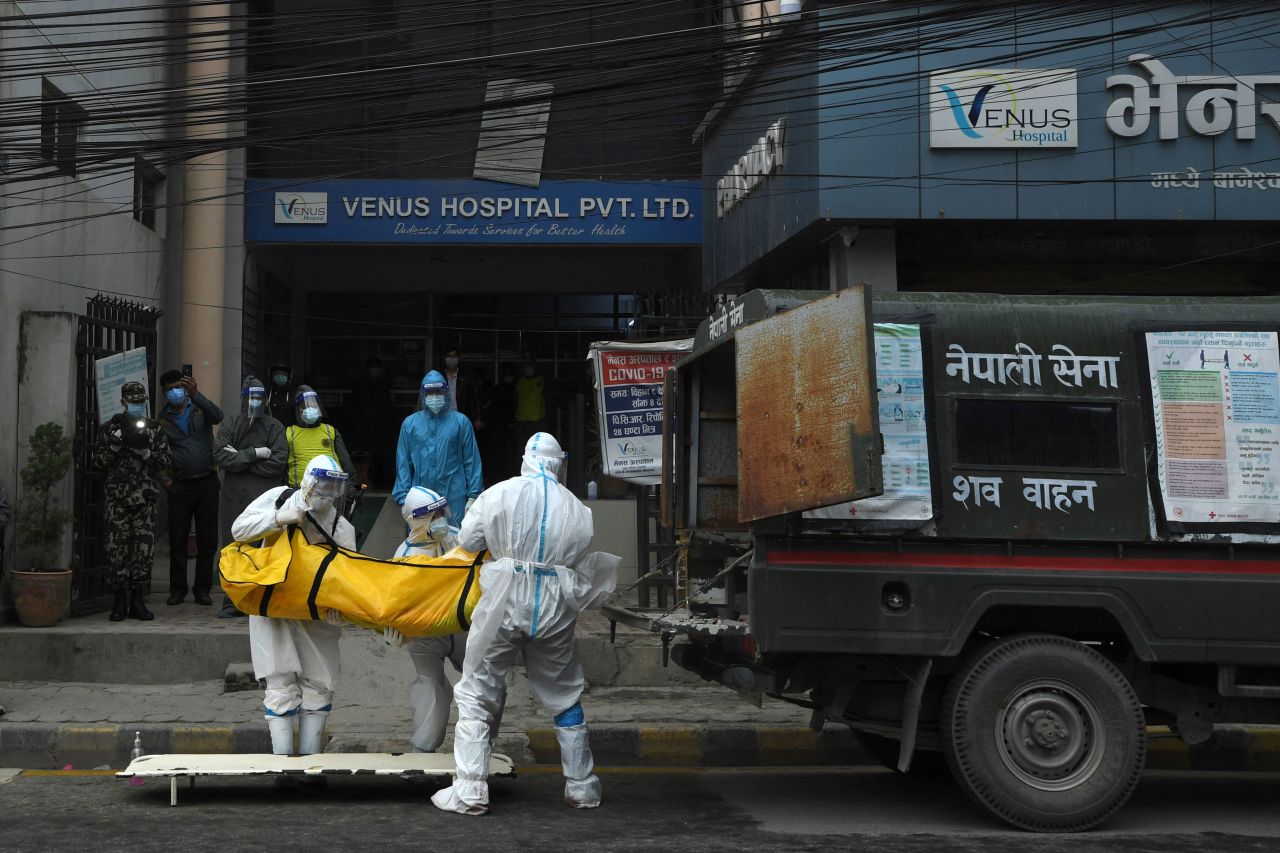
xmin=181 ymin=364 xmax=193 ymax=378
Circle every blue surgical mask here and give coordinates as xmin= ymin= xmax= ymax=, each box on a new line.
xmin=247 ymin=400 xmax=264 ymax=415
xmin=165 ymin=387 xmax=186 ymax=406
xmin=300 ymin=406 xmax=321 ymax=425
xmin=425 ymin=395 xmax=446 ymax=414
xmin=126 ymin=402 xmax=146 ymax=417
xmin=428 ymin=518 xmax=450 ymax=540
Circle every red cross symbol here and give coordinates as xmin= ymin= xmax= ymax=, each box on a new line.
xmin=1243 ymin=354 xmax=1253 ymax=362
xmin=1208 ymin=511 xmax=1217 ymax=519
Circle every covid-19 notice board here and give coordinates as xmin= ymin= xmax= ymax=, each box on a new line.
xmin=1146 ymin=330 xmax=1280 ymax=525
xmin=590 ymin=339 xmax=692 ymax=485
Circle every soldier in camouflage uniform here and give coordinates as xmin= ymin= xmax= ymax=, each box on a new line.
xmin=94 ymin=381 xmax=172 ymax=621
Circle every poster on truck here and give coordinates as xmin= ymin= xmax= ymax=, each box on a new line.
xmin=589 ymin=339 xmax=692 ymax=486
xmin=1146 ymin=330 xmax=1280 ymax=525
xmin=94 ymin=347 xmax=150 ymax=425
xmin=807 ymin=323 xmax=933 ymax=522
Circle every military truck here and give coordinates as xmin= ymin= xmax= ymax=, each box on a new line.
xmin=606 ymin=287 xmax=1280 ymax=832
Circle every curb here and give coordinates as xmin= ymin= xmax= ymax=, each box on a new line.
xmin=3 ymin=722 xmax=1278 ymax=771
xmin=526 ymin=725 xmax=863 ymax=767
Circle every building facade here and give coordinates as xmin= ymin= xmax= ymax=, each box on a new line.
xmin=702 ymin=2 xmax=1280 ymax=297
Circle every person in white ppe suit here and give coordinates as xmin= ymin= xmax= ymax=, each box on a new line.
xmin=231 ymin=454 xmax=354 ymax=757
xmin=390 ymin=486 xmax=465 ymax=753
xmin=432 ymin=432 xmax=619 ymax=816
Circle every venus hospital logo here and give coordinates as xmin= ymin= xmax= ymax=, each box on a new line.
xmin=274 ymin=191 xmax=328 ymax=224
xmin=938 ymin=71 xmax=1020 ymax=140
xmin=930 ymin=68 xmax=1078 ymax=149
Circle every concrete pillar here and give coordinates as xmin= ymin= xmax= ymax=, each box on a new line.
xmin=180 ymin=3 xmax=231 ymax=404
xmin=14 ymin=312 xmax=79 ymax=572
xmin=828 ymin=226 xmax=898 ymax=293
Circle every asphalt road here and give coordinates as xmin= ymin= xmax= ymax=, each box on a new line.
xmin=4 ymin=767 xmax=1280 ymax=852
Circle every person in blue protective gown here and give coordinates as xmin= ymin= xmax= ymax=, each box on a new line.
xmin=392 ymin=370 xmax=483 ymax=526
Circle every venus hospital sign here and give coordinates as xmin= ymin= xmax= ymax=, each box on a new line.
xmin=929 ymin=54 xmax=1280 ymax=149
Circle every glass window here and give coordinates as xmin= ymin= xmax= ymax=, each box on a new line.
xmin=954 ymin=398 xmax=1120 ymax=470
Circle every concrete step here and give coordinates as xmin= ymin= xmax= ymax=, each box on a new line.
xmin=0 ymin=605 xmax=694 ymax=689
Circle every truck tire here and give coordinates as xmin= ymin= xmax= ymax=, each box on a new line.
xmin=940 ymin=634 xmax=1146 ymax=832
xmin=852 ymin=731 xmax=948 ymax=776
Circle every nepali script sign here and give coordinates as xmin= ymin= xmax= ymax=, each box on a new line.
xmin=590 ymin=339 xmax=693 ymax=485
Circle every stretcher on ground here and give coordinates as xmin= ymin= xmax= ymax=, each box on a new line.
xmin=117 ymin=752 xmax=516 ymax=806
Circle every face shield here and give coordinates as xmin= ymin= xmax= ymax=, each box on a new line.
xmin=304 ymin=464 xmax=349 ymax=510
xmin=295 ymin=390 xmax=323 ymax=426
xmin=403 ymin=488 xmax=449 ymax=543
xmin=243 ymin=384 xmax=267 ymax=418
xmin=419 ymin=377 xmax=449 ymax=414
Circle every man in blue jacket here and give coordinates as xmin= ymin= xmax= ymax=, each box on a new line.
xmin=393 ymin=370 xmax=482 ymax=527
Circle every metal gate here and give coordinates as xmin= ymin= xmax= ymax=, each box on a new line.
xmin=72 ymin=295 xmax=161 ymax=613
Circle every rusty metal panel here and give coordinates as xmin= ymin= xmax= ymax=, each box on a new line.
xmin=735 ymin=286 xmax=882 ymax=522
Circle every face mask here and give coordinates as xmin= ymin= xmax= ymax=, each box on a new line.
xmin=425 ymin=395 xmax=446 ymax=414
xmin=272 ymin=374 xmax=288 ymax=386
xmin=247 ymin=400 xmax=264 ymax=415
xmin=445 ymin=357 xmax=459 ymax=370
xmin=428 ymin=517 xmax=449 ymax=540
xmin=523 ymin=366 xmax=535 ymax=378
xmin=126 ymin=402 xmax=146 ymax=417
xmin=300 ymin=406 xmax=321 ymax=425
xmin=165 ymin=387 xmax=186 ymax=406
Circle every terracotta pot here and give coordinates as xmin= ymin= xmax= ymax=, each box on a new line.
xmin=12 ymin=569 xmax=72 ymax=627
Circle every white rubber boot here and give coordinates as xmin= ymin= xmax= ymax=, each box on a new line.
xmin=298 ymin=710 xmax=329 ymax=755
xmin=267 ymin=715 xmax=295 ymax=756
xmin=555 ymin=723 xmax=601 ymax=808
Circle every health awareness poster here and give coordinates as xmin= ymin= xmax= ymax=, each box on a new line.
xmin=807 ymin=324 xmax=933 ymax=522
xmin=1146 ymin=331 xmax=1280 ymax=524
xmin=591 ymin=339 xmax=693 ymax=486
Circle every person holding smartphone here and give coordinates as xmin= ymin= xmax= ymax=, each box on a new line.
xmin=157 ymin=368 xmax=223 ymax=605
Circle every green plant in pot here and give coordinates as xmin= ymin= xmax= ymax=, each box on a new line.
xmin=12 ymin=422 xmax=74 ymax=626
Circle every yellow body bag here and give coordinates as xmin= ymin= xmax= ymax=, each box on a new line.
xmin=219 ymin=526 xmax=483 ymax=638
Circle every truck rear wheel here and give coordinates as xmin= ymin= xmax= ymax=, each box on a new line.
xmin=940 ymin=634 xmax=1146 ymax=832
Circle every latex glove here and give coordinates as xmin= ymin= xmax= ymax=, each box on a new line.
xmin=254 ymin=447 xmax=271 ymax=460
xmin=383 ymin=626 xmax=407 ymax=647
xmin=221 ymin=445 xmax=238 ymax=455
xmin=465 ymin=497 xmax=476 ymax=516
xmin=275 ymin=503 xmax=305 ymax=527
xmin=323 ymin=609 xmax=345 ymax=626
xmin=129 ymin=447 xmax=151 ymax=459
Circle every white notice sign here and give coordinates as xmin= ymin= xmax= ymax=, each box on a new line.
xmin=94 ymin=347 xmax=150 ymax=425
xmin=1146 ymin=331 xmax=1280 ymax=525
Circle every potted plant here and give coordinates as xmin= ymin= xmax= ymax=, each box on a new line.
xmin=12 ymin=422 xmax=73 ymax=627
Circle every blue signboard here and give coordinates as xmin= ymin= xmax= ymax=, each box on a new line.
xmin=245 ymin=178 xmax=701 ymax=245
xmin=702 ymin=3 xmax=1280 ymax=284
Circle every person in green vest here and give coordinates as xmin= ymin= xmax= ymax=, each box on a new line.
xmin=285 ymin=385 xmax=355 ymax=490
